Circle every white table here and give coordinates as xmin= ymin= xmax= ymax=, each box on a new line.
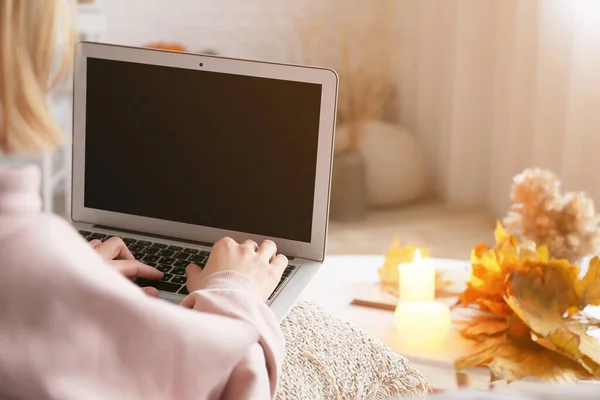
xmin=299 ymin=256 xmax=472 ymax=358
xmin=298 ymin=255 xmax=572 ymax=391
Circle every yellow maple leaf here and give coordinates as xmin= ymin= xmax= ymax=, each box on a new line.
xmin=378 ymin=239 xmax=451 ymax=297
xmin=455 ymin=341 xmax=506 ymax=371
xmin=506 ymin=260 xmax=579 ymax=327
xmin=477 ymin=298 xmax=513 ymax=318
xmin=379 ymin=239 xmax=429 ymax=286
xmin=487 ymin=343 xmax=592 ymax=383
xmin=531 ymin=330 xmax=586 ymax=369
xmin=575 ymin=257 xmax=600 ymax=308
xmin=460 ymin=222 xmax=549 ymax=319
xmin=565 ymin=321 xmax=600 ymax=372
xmin=456 ymin=225 xmax=600 ymax=383
xmin=494 ymin=221 xmax=508 ymax=244
xmin=455 ymin=339 xmax=593 ymax=383
xmin=537 ymin=245 xmax=550 ymax=261
xmin=460 ymin=316 xmax=508 ymax=341
xmin=504 ymin=262 xmax=600 ymax=376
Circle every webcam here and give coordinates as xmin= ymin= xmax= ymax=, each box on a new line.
xmin=198 ymin=62 xmax=203 ymax=67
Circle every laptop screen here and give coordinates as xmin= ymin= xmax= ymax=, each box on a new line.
xmin=83 ymin=57 xmax=322 ymax=243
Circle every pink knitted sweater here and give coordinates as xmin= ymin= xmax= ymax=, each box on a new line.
xmin=0 ymin=165 xmax=284 ymax=400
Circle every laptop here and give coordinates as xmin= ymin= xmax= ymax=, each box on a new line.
xmin=70 ymin=42 xmax=338 ymax=321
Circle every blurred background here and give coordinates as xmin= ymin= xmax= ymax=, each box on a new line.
xmin=28 ymin=0 xmax=600 ymax=260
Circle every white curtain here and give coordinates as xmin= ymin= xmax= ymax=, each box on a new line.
xmin=395 ymin=0 xmax=600 ymax=217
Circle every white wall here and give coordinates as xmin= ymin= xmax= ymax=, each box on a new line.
xmin=102 ymin=0 xmax=271 ymax=59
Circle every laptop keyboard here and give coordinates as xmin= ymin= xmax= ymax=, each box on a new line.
xmin=79 ymin=231 xmax=297 ymax=301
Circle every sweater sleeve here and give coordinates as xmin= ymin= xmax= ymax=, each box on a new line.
xmin=0 ymin=215 xmax=285 ymax=400
xmin=181 ymin=271 xmax=284 ymax=397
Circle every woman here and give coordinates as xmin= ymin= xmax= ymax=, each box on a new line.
xmin=0 ymin=1 xmax=285 ymax=399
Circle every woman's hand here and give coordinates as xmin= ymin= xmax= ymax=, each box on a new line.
xmin=185 ymin=238 xmax=287 ymax=301
xmin=90 ymin=237 xmax=163 ymax=297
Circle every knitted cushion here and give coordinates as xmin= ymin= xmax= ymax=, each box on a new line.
xmin=278 ymin=301 xmax=430 ymax=399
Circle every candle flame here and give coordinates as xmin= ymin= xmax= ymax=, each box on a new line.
xmin=413 ymin=249 xmax=422 ymax=262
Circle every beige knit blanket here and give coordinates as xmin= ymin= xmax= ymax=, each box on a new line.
xmin=278 ymin=301 xmax=430 ymax=399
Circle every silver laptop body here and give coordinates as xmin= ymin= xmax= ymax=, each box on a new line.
xmin=70 ymin=42 xmax=338 ymax=321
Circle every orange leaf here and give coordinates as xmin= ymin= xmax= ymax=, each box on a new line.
xmin=575 ymin=257 xmax=600 ymax=307
xmin=460 ymin=317 xmax=509 ymax=339
xmin=478 ymin=299 xmax=513 ymax=318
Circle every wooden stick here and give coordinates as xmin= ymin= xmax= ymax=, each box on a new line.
xmin=351 ymin=291 xmax=461 ymax=312
xmin=435 ymin=290 xmax=461 ymax=298
xmin=350 ymin=299 xmax=396 ymax=311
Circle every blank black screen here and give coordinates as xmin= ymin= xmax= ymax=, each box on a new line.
xmin=84 ymin=57 xmax=322 ymax=242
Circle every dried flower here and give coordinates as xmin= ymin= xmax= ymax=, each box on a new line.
xmin=504 ymin=168 xmax=600 ymax=261
xmin=258 ymin=0 xmax=398 ymax=153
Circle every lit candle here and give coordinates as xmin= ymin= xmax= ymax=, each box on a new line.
xmin=394 ymin=301 xmax=452 ymax=349
xmin=394 ymin=250 xmax=452 ymax=349
xmin=398 ymin=249 xmax=435 ymax=302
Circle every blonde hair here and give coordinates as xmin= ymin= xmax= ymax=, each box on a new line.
xmin=0 ymin=0 xmax=74 ymax=155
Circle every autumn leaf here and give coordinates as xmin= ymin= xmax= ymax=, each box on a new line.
xmin=494 ymin=220 xmax=509 ymax=245
xmin=471 ymin=259 xmax=506 ymax=295
xmin=459 ymin=285 xmax=486 ymax=305
xmin=506 ymin=314 xmax=536 ymax=347
xmin=504 ymin=294 xmax=563 ymax=339
xmin=455 ymin=223 xmax=600 ymax=383
xmin=504 ymin=264 xmax=577 ymax=344
xmin=455 ymin=340 xmax=592 ymax=383
xmin=487 ymin=342 xmax=592 ymax=383
xmin=460 ymin=222 xmax=550 ymax=316
xmin=536 ymin=245 xmax=549 ymax=261
xmin=378 ymin=239 xmax=431 ymax=286
xmin=477 ymin=298 xmax=513 ymax=319
xmin=530 ymin=329 xmax=586 ymax=371
xmin=455 ymin=341 xmax=506 ymax=371
xmin=575 ymin=257 xmax=600 ymax=307
xmin=460 ymin=316 xmax=508 ymax=341
xmin=506 ymin=261 xmax=579 ymax=334
xmin=505 ymin=262 xmax=600 ymax=376
xmin=378 ymin=240 xmax=452 ymax=297
xmin=528 ymin=329 xmax=600 ymax=377
xmin=532 ymin=330 xmax=581 ymax=358
xmin=494 ymin=220 xmax=520 ymax=248
xmin=542 ymin=260 xmax=580 ymax=310
xmin=565 ymin=321 xmax=600 ymax=369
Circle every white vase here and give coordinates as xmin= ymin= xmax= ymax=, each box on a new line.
xmin=336 ymin=121 xmax=427 ymax=207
